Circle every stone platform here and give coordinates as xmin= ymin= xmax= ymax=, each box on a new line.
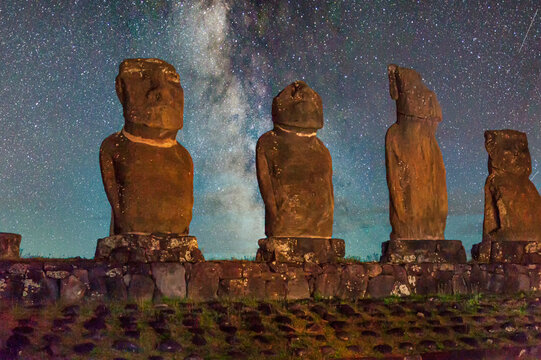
xmin=380 ymin=240 xmax=467 ymax=264
xmin=0 ymin=233 xmax=21 ymax=260
xmin=94 ymin=233 xmax=204 ymax=264
xmin=472 ymin=240 xmax=541 ymax=264
xmin=255 ymin=237 xmax=345 ymax=263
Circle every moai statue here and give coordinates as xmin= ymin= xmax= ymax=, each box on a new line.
xmin=381 ymin=64 xmax=466 ymax=263
xmin=255 ymin=81 xmax=345 ymax=263
xmin=95 ymin=58 xmax=203 ymax=263
xmin=472 ymin=130 xmax=541 ymax=263
xmin=0 ymin=233 xmax=21 ymax=259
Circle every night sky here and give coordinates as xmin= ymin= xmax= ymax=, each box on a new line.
xmin=1 ymin=1 xmax=539 ymax=259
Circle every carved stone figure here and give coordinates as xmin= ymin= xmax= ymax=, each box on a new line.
xmin=385 ymin=64 xmax=447 ymax=241
xmin=472 ymin=130 xmax=541 ymax=263
xmin=100 ymin=58 xmax=193 ymax=235
xmin=255 ymin=81 xmax=344 ymax=263
xmin=97 ymin=58 xmax=202 ymax=262
xmin=381 ymin=64 xmax=465 ymax=263
xmin=0 ymin=233 xmax=21 ymax=259
xmin=482 ymin=130 xmax=541 ymax=242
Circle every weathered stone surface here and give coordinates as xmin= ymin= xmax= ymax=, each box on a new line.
xmin=95 ymin=233 xmax=204 ymax=263
xmin=256 ymin=81 xmax=335 ymax=258
xmin=187 ymin=262 xmax=221 ymax=301
xmin=286 ymin=267 xmax=310 ymax=300
xmin=367 ymin=275 xmax=396 ymax=298
xmin=151 ymin=263 xmax=185 ymax=299
xmin=473 ymin=130 xmax=541 ymax=263
xmin=100 ymin=58 xmax=194 ymax=236
xmin=60 ymin=275 xmax=87 ymax=303
xmin=314 ymin=266 xmax=340 ymax=298
xmin=105 ymin=275 xmax=127 ymax=301
xmin=128 ymin=274 xmax=155 ymax=301
xmin=381 ymin=240 xmax=467 ymax=264
xmin=0 ymin=233 xmax=21 ymax=259
xmin=337 ymin=264 xmax=368 ymax=299
xmin=473 ymin=240 xmax=541 ymax=264
xmin=482 ymin=130 xmax=541 ymax=243
xmin=256 ymin=237 xmax=345 ymax=263
xmin=386 ymin=64 xmax=447 ymax=241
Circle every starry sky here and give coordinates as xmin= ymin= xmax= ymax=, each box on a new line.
xmin=1 ymin=1 xmax=539 ymax=259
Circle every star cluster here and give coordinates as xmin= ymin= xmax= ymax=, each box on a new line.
xmin=0 ymin=1 xmax=539 ymax=259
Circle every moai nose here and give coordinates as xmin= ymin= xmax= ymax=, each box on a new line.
xmin=292 ymin=81 xmax=308 ymax=100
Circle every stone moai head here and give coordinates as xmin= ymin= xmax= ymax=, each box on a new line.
xmin=485 ymin=130 xmax=532 ymax=176
xmin=387 ymin=64 xmax=442 ymax=123
xmin=271 ymin=80 xmax=323 ymax=130
xmin=116 ymin=58 xmax=184 ymax=134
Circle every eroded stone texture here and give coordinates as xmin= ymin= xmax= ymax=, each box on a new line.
xmin=381 ymin=240 xmax=467 ymax=264
xmin=256 ymin=81 xmax=343 ymax=262
xmin=95 ymin=233 xmax=204 ymax=263
xmin=0 ymin=233 xmax=21 ymax=259
xmin=256 ymin=81 xmax=333 ymax=238
xmin=256 ymin=237 xmax=345 ymax=264
xmin=385 ymin=64 xmax=447 ymax=241
xmin=472 ymin=130 xmax=541 ymax=263
xmin=99 ymin=58 xmax=194 ymax=236
xmin=482 ymin=130 xmax=541 ymax=243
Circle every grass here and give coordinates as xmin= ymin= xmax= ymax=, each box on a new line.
xmin=1 ymin=292 xmax=541 ymax=359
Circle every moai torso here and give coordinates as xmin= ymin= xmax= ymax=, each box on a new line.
xmin=385 ymin=64 xmax=448 ymax=240
xmin=256 ymin=81 xmax=334 ymax=238
xmin=483 ymin=130 xmax=541 ymax=242
xmin=100 ymin=58 xmax=193 ymax=235
xmin=100 ymin=131 xmax=193 ymax=234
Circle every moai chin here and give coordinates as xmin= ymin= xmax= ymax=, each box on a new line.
xmin=96 ymin=58 xmax=203 ymax=263
xmin=381 ymin=64 xmax=466 ymax=263
xmin=255 ymin=81 xmax=345 ymax=263
xmin=472 ymin=130 xmax=541 ymax=263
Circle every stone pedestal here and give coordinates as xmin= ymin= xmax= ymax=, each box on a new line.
xmin=256 ymin=237 xmax=345 ymax=264
xmin=0 ymin=233 xmax=21 ymax=259
xmin=472 ymin=241 xmax=541 ymax=264
xmin=95 ymin=233 xmax=204 ymax=263
xmin=380 ymin=240 xmax=466 ymax=264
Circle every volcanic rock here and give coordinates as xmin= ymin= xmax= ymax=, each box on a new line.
xmin=99 ymin=58 xmax=194 ymax=236
xmin=385 ymin=64 xmax=447 ymax=241
xmin=0 ymin=233 xmax=21 ymax=259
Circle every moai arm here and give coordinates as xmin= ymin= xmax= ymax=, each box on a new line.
xmin=99 ymin=136 xmax=121 ymax=234
xmin=482 ymin=179 xmax=499 ymax=239
xmin=385 ymin=132 xmax=406 ymax=221
xmin=256 ymin=139 xmax=278 ymax=236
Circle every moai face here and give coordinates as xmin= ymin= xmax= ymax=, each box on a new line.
xmin=388 ymin=64 xmax=442 ymax=123
xmin=271 ymin=81 xmax=324 ymax=130
xmin=116 ymin=58 xmax=184 ymax=135
xmin=485 ymin=130 xmax=532 ymax=176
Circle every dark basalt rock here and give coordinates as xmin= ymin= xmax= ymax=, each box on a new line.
xmin=335 ymin=330 xmax=349 ymax=341
xmin=157 ymin=339 xmax=183 ymax=352
xmin=191 ymin=334 xmax=207 ymax=346
xmin=381 ymin=239 xmax=466 ymax=263
xmin=12 ymin=326 xmax=33 ymax=335
xmin=83 ymin=316 xmax=106 ymax=332
xmin=320 ymin=345 xmax=334 ymax=356
xmin=73 ymin=342 xmax=95 ymax=354
xmin=112 ymin=339 xmax=141 ymax=353
xmin=373 ymin=344 xmax=393 ymax=353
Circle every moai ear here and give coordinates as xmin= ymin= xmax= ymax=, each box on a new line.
xmin=115 ymin=76 xmax=124 ymax=105
xmin=387 ymin=64 xmax=399 ymax=100
xmin=484 ymin=131 xmax=495 ymax=154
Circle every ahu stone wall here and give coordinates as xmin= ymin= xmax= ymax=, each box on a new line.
xmin=0 ymin=259 xmax=540 ymax=305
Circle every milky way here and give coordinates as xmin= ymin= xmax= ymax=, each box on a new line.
xmin=0 ymin=1 xmax=539 ymax=259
